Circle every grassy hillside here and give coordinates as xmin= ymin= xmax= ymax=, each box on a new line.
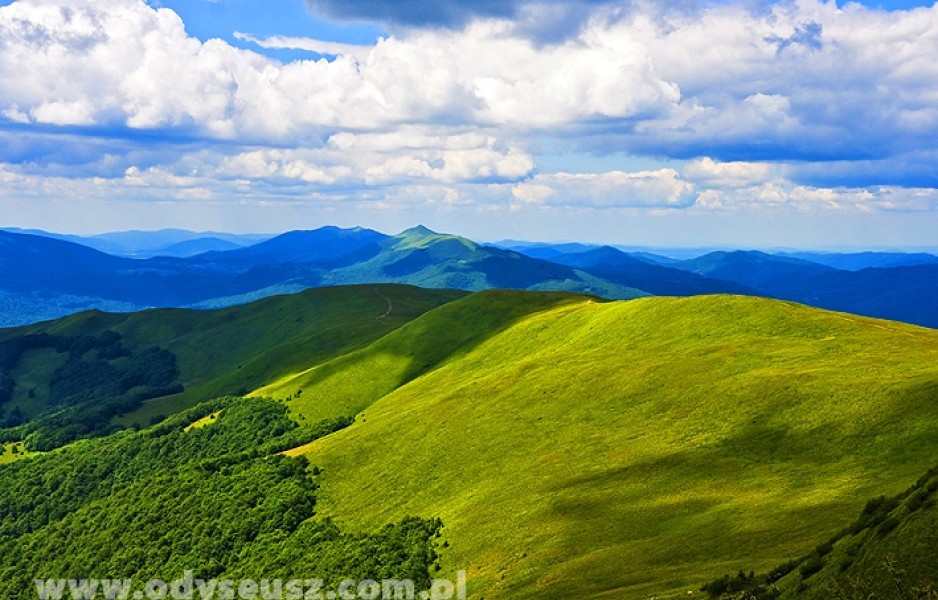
xmin=0 ymin=285 xmax=464 ymax=442
xmin=277 ymin=293 xmax=938 ymax=599
xmin=4 ymin=286 xmax=937 ymax=598
xmin=253 ymin=290 xmax=589 ymax=420
xmin=783 ymin=466 xmax=938 ymax=600
xmin=701 ymin=461 xmax=938 ymax=599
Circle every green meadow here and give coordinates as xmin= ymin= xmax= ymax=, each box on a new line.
xmin=270 ymin=292 xmax=938 ymax=599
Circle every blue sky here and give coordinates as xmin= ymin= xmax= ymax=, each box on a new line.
xmin=0 ymin=0 xmax=937 ymax=247
xmin=147 ymin=0 xmax=385 ymax=61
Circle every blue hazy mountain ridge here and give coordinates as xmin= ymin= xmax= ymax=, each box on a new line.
xmin=675 ymin=250 xmax=938 ymax=328
xmin=497 ymin=242 xmax=598 ymax=260
xmin=0 ymin=231 xmax=130 ymax=294
xmin=0 ymin=228 xmax=132 ymax=257
xmin=86 ymin=229 xmax=273 ymax=257
xmin=191 ymin=226 xmax=389 ymax=268
xmin=154 ymin=237 xmax=245 ymax=258
xmin=1 ymin=227 xmax=937 ymax=329
xmin=777 ymin=251 xmax=938 ymax=271
xmin=0 ymin=227 xmax=644 ymax=327
xmin=678 ymin=250 xmax=839 ymax=291
xmin=548 ymin=245 xmax=760 ymax=296
xmin=0 ymin=229 xmax=349 ymax=326
xmin=0 ymin=228 xmax=272 ymax=258
xmin=0 ymin=227 xmax=389 ymax=311
xmin=499 ymin=240 xmax=721 ymax=262
xmin=787 ymin=263 xmax=938 ymax=330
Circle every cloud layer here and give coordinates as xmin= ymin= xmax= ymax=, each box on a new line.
xmin=0 ymin=0 xmax=937 ymax=241
xmin=5 ymin=0 xmax=938 ymax=149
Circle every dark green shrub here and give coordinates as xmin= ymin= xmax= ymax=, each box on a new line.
xmin=766 ymin=559 xmax=799 ymax=583
xmin=877 ymin=516 xmax=900 ymax=536
xmin=816 ymin=540 xmax=834 ymax=557
xmin=799 ymin=554 xmax=824 ymax=579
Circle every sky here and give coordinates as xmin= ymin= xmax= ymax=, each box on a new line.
xmin=1 ymin=0 xmax=937 ymax=247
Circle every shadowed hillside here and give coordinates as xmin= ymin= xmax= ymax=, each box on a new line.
xmin=0 ymin=285 xmax=464 ymax=447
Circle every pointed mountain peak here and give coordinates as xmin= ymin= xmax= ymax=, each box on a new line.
xmin=400 ymin=225 xmax=437 ymax=237
xmin=392 ymin=225 xmax=481 ymax=252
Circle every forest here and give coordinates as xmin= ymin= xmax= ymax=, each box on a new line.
xmin=0 ymin=396 xmax=442 ymax=599
xmin=0 ymin=331 xmax=183 ymax=449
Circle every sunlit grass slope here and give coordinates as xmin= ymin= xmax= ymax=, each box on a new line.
xmin=0 ymin=441 xmax=37 ymax=464
xmin=3 ymin=285 xmax=464 ymax=426
xmin=253 ymin=290 xmax=588 ymax=421
xmin=284 ymin=293 xmax=938 ymax=600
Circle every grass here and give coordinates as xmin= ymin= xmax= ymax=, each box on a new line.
xmin=183 ymin=411 xmax=221 ymax=432
xmin=0 ymin=441 xmax=39 ymax=464
xmin=253 ymin=290 xmax=589 ymax=420
xmin=4 ymin=286 xmax=937 ymax=597
xmin=6 ymin=347 xmax=69 ymax=419
xmin=0 ymin=285 xmax=465 ymax=428
xmin=114 ymin=284 xmax=465 ymax=416
xmin=277 ymin=293 xmax=938 ymax=600
xmin=759 ymin=464 xmax=938 ymax=599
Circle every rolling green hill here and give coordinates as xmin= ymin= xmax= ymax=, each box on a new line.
xmin=270 ymin=293 xmax=938 ymax=599
xmin=2 ymin=286 xmax=937 ymax=599
xmin=253 ymin=289 xmax=589 ymax=420
xmin=0 ymin=285 xmax=464 ymax=447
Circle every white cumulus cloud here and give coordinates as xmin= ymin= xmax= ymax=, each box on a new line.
xmin=3 ymin=0 xmax=938 ymax=160
xmin=512 ymin=169 xmax=696 ymax=208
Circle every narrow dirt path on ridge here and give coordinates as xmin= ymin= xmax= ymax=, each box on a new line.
xmin=374 ymin=285 xmax=393 ymax=320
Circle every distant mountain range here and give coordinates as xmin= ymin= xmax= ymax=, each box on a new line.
xmin=513 ymin=243 xmax=938 ymax=328
xmin=0 ymin=228 xmax=271 ymax=258
xmin=0 ymin=226 xmax=936 ymax=328
xmin=0 ymin=226 xmax=644 ymax=327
